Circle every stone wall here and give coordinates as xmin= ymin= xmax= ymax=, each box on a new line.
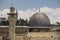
xmin=16 ymin=32 xmax=60 ymax=40
xmin=28 ymin=32 xmax=60 ymax=38
xmin=0 ymin=32 xmax=60 ymax=40
xmin=0 ymin=36 xmax=2 ymax=40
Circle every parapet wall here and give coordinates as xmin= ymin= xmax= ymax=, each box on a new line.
xmin=27 ymin=32 xmax=60 ymax=38
xmin=0 ymin=32 xmax=60 ymax=40
xmin=16 ymin=32 xmax=60 ymax=40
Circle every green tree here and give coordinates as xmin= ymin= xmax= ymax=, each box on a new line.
xmin=25 ymin=19 xmax=29 ymax=26
xmin=16 ymin=20 xmax=19 ymax=25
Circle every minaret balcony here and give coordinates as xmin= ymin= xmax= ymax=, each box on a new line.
xmin=7 ymin=13 xmax=17 ymax=15
xmin=8 ymin=17 xmax=17 ymax=20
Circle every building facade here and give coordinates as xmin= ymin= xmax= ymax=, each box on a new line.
xmin=0 ymin=6 xmax=60 ymax=40
xmin=0 ymin=26 xmax=60 ymax=40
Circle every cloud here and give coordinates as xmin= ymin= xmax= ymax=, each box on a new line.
xmin=40 ymin=7 xmax=60 ymax=24
xmin=0 ymin=9 xmax=9 ymax=18
xmin=0 ymin=7 xmax=60 ymax=24
xmin=18 ymin=9 xmax=37 ymax=20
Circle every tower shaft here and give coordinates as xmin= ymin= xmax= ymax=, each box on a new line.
xmin=9 ymin=20 xmax=16 ymax=40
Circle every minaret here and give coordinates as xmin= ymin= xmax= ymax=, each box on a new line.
xmin=7 ymin=6 xmax=17 ymax=40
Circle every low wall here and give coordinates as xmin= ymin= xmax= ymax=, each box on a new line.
xmin=0 ymin=32 xmax=60 ymax=40
xmin=28 ymin=32 xmax=60 ymax=38
xmin=16 ymin=32 xmax=60 ymax=40
xmin=0 ymin=36 xmax=2 ymax=40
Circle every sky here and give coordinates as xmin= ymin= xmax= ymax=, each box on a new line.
xmin=0 ymin=0 xmax=60 ymax=10
xmin=0 ymin=0 xmax=60 ymax=24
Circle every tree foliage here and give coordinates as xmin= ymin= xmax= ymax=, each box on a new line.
xmin=0 ymin=18 xmax=29 ymax=26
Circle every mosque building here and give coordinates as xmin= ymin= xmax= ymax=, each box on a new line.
xmin=0 ymin=6 xmax=60 ymax=40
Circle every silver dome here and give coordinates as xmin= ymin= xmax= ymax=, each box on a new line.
xmin=29 ymin=12 xmax=50 ymax=26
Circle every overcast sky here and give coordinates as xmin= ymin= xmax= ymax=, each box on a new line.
xmin=0 ymin=0 xmax=60 ymax=24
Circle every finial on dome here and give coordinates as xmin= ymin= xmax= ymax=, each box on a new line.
xmin=39 ymin=9 xmax=40 ymax=12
